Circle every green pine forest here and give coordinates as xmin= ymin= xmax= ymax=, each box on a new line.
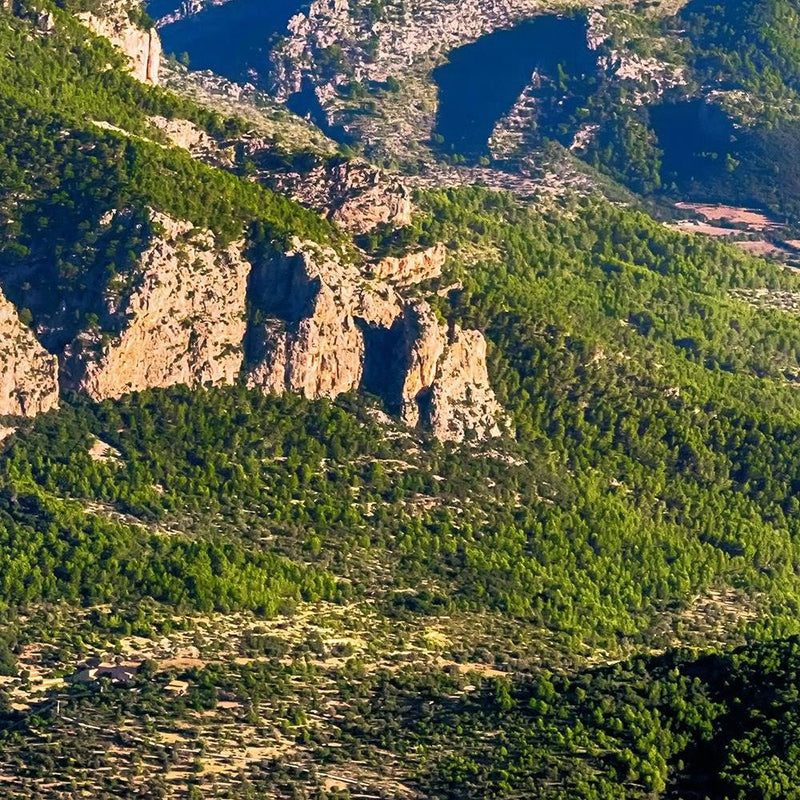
xmin=6 ymin=0 xmax=800 ymax=797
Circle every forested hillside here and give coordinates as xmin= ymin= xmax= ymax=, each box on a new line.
xmin=565 ymin=0 xmax=800 ymax=218
xmin=3 ymin=0 xmax=800 ymax=797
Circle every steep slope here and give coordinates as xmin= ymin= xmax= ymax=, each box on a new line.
xmin=0 ymin=290 xmax=59 ymax=417
xmin=62 ymin=212 xmax=250 ymax=399
xmin=152 ymin=0 xmax=800 ymax=225
xmin=245 ymin=238 xmax=500 ymax=439
xmin=0 ymin=0 xmax=502 ymax=439
xmin=77 ymin=0 xmax=161 ymax=84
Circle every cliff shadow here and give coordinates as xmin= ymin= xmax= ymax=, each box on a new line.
xmin=431 ymin=14 xmax=596 ymax=160
xmin=356 ymin=317 xmax=405 ymax=414
xmin=243 ymin=240 xmax=319 ymax=366
xmin=286 ymin=78 xmax=355 ymax=144
xmin=0 ymin=204 xmax=154 ymax=353
xmin=156 ymin=0 xmax=306 ymax=87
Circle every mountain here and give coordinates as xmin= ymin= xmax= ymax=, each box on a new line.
xmin=3 ymin=0 xmax=800 ymax=797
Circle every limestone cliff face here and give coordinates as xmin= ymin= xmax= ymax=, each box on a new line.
xmin=78 ymin=1 xmax=161 ymax=85
xmin=395 ymin=302 xmax=501 ymax=441
xmin=372 ymin=243 xmax=445 ymax=286
xmin=0 ymin=200 xmax=498 ymax=439
xmin=246 ymin=241 xmax=402 ymax=398
xmin=246 ymin=239 xmax=502 ymax=442
xmin=0 ymin=290 xmax=59 ymax=417
xmin=64 ymin=212 xmax=248 ymax=400
xmin=325 ymin=162 xmax=414 ymax=234
xmin=427 ymin=326 xmax=502 ymax=442
xmin=397 ymin=301 xmax=447 ymax=428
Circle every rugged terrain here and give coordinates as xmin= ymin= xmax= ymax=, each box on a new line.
xmin=0 ymin=0 xmax=503 ymax=442
xmin=4 ymin=0 xmax=800 ymax=798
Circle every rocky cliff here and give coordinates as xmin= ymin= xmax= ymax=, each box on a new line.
xmin=371 ymin=243 xmax=446 ymax=286
xmin=142 ymin=114 xmax=412 ymax=235
xmin=246 ymin=240 xmax=402 ymax=398
xmin=63 ymin=213 xmax=248 ymax=400
xmin=0 ymin=204 xmax=500 ymax=441
xmin=246 ymin=237 xmax=503 ymax=441
xmin=392 ymin=301 xmax=501 ymax=441
xmin=78 ymin=1 xmax=161 ymax=85
xmin=262 ymin=159 xmax=414 ymax=235
xmin=426 ymin=325 xmax=503 ymax=441
xmin=0 ymin=289 xmax=59 ymax=417
xmin=149 ymin=115 xmax=235 ymax=168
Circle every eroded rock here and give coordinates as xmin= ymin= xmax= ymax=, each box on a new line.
xmin=78 ymin=1 xmax=161 ymax=85
xmin=0 ymin=194 xmax=498 ymax=439
xmin=246 ymin=240 xmax=402 ymax=398
xmin=64 ymin=212 xmax=249 ymax=400
xmin=266 ymin=159 xmax=414 ymax=234
xmin=397 ymin=301 xmax=447 ymax=428
xmin=247 ymin=240 xmax=502 ymax=442
xmin=326 ymin=162 xmax=414 ymax=233
xmin=149 ymin=115 xmax=235 ymax=167
xmin=427 ymin=326 xmax=502 ymax=442
xmin=371 ymin=243 xmax=445 ymax=286
xmin=0 ymin=290 xmax=59 ymax=417
xmin=395 ymin=302 xmax=502 ymax=441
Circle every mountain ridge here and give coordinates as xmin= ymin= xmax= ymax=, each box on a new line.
xmin=5 ymin=0 xmax=800 ymax=797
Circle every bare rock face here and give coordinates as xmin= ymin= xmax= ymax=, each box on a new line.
xmin=395 ymin=302 xmax=502 ymax=441
xmin=266 ymin=160 xmax=414 ymax=235
xmin=0 ymin=176 xmax=498 ymax=440
xmin=246 ymin=240 xmax=402 ymax=398
xmin=0 ymin=289 xmax=59 ymax=417
xmin=397 ymin=301 xmax=447 ymax=428
xmin=247 ymin=239 xmax=502 ymax=442
xmin=36 ymin=9 xmax=55 ymax=32
xmin=247 ymin=287 xmax=366 ymax=399
xmin=154 ymin=0 xmax=204 ymax=27
xmin=65 ymin=212 xmax=249 ymax=400
xmin=78 ymin=1 xmax=161 ymax=85
xmin=371 ymin=243 xmax=445 ymax=286
xmin=148 ymin=116 xmax=236 ymax=168
xmin=326 ymin=162 xmax=414 ymax=234
xmin=271 ymin=0 xmax=607 ymax=159
xmin=427 ymin=327 xmax=503 ymax=442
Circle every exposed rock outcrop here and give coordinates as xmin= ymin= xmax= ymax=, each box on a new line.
xmin=0 ymin=290 xmax=59 ymax=417
xmin=36 ymin=9 xmax=55 ymax=32
xmin=246 ymin=241 xmax=402 ymax=398
xmin=266 ymin=160 xmax=414 ymax=234
xmin=149 ymin=115 xmax=235 ymax=167
xmin=64 ymin=212 xmax=249 ymax=400
xmin=395 ymin=302 xmax=502 ymax=441
xmin=78 ymin=1 xmax=161 ymax=85
xmin=155 ymin=0 xmax=205 ymax=27
xmin=270 ymin=0 xmax=615 ymax=159
xmin=397 ymin=301 xmax=447 ymax=428
xmin=427 ymin=326 xmax=502 ymax=442
xmin=0 ymin=199 xmax=498 ymax=440
xmin=371 ymin=243 xmax=445 ymax=286
xmin=325 ymin=162 xmax=414 ymax=234
xmin=274 ymin=0 xmax=560 ymax=101
xmin=246 ymin=239 xmax=502 ymax=442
